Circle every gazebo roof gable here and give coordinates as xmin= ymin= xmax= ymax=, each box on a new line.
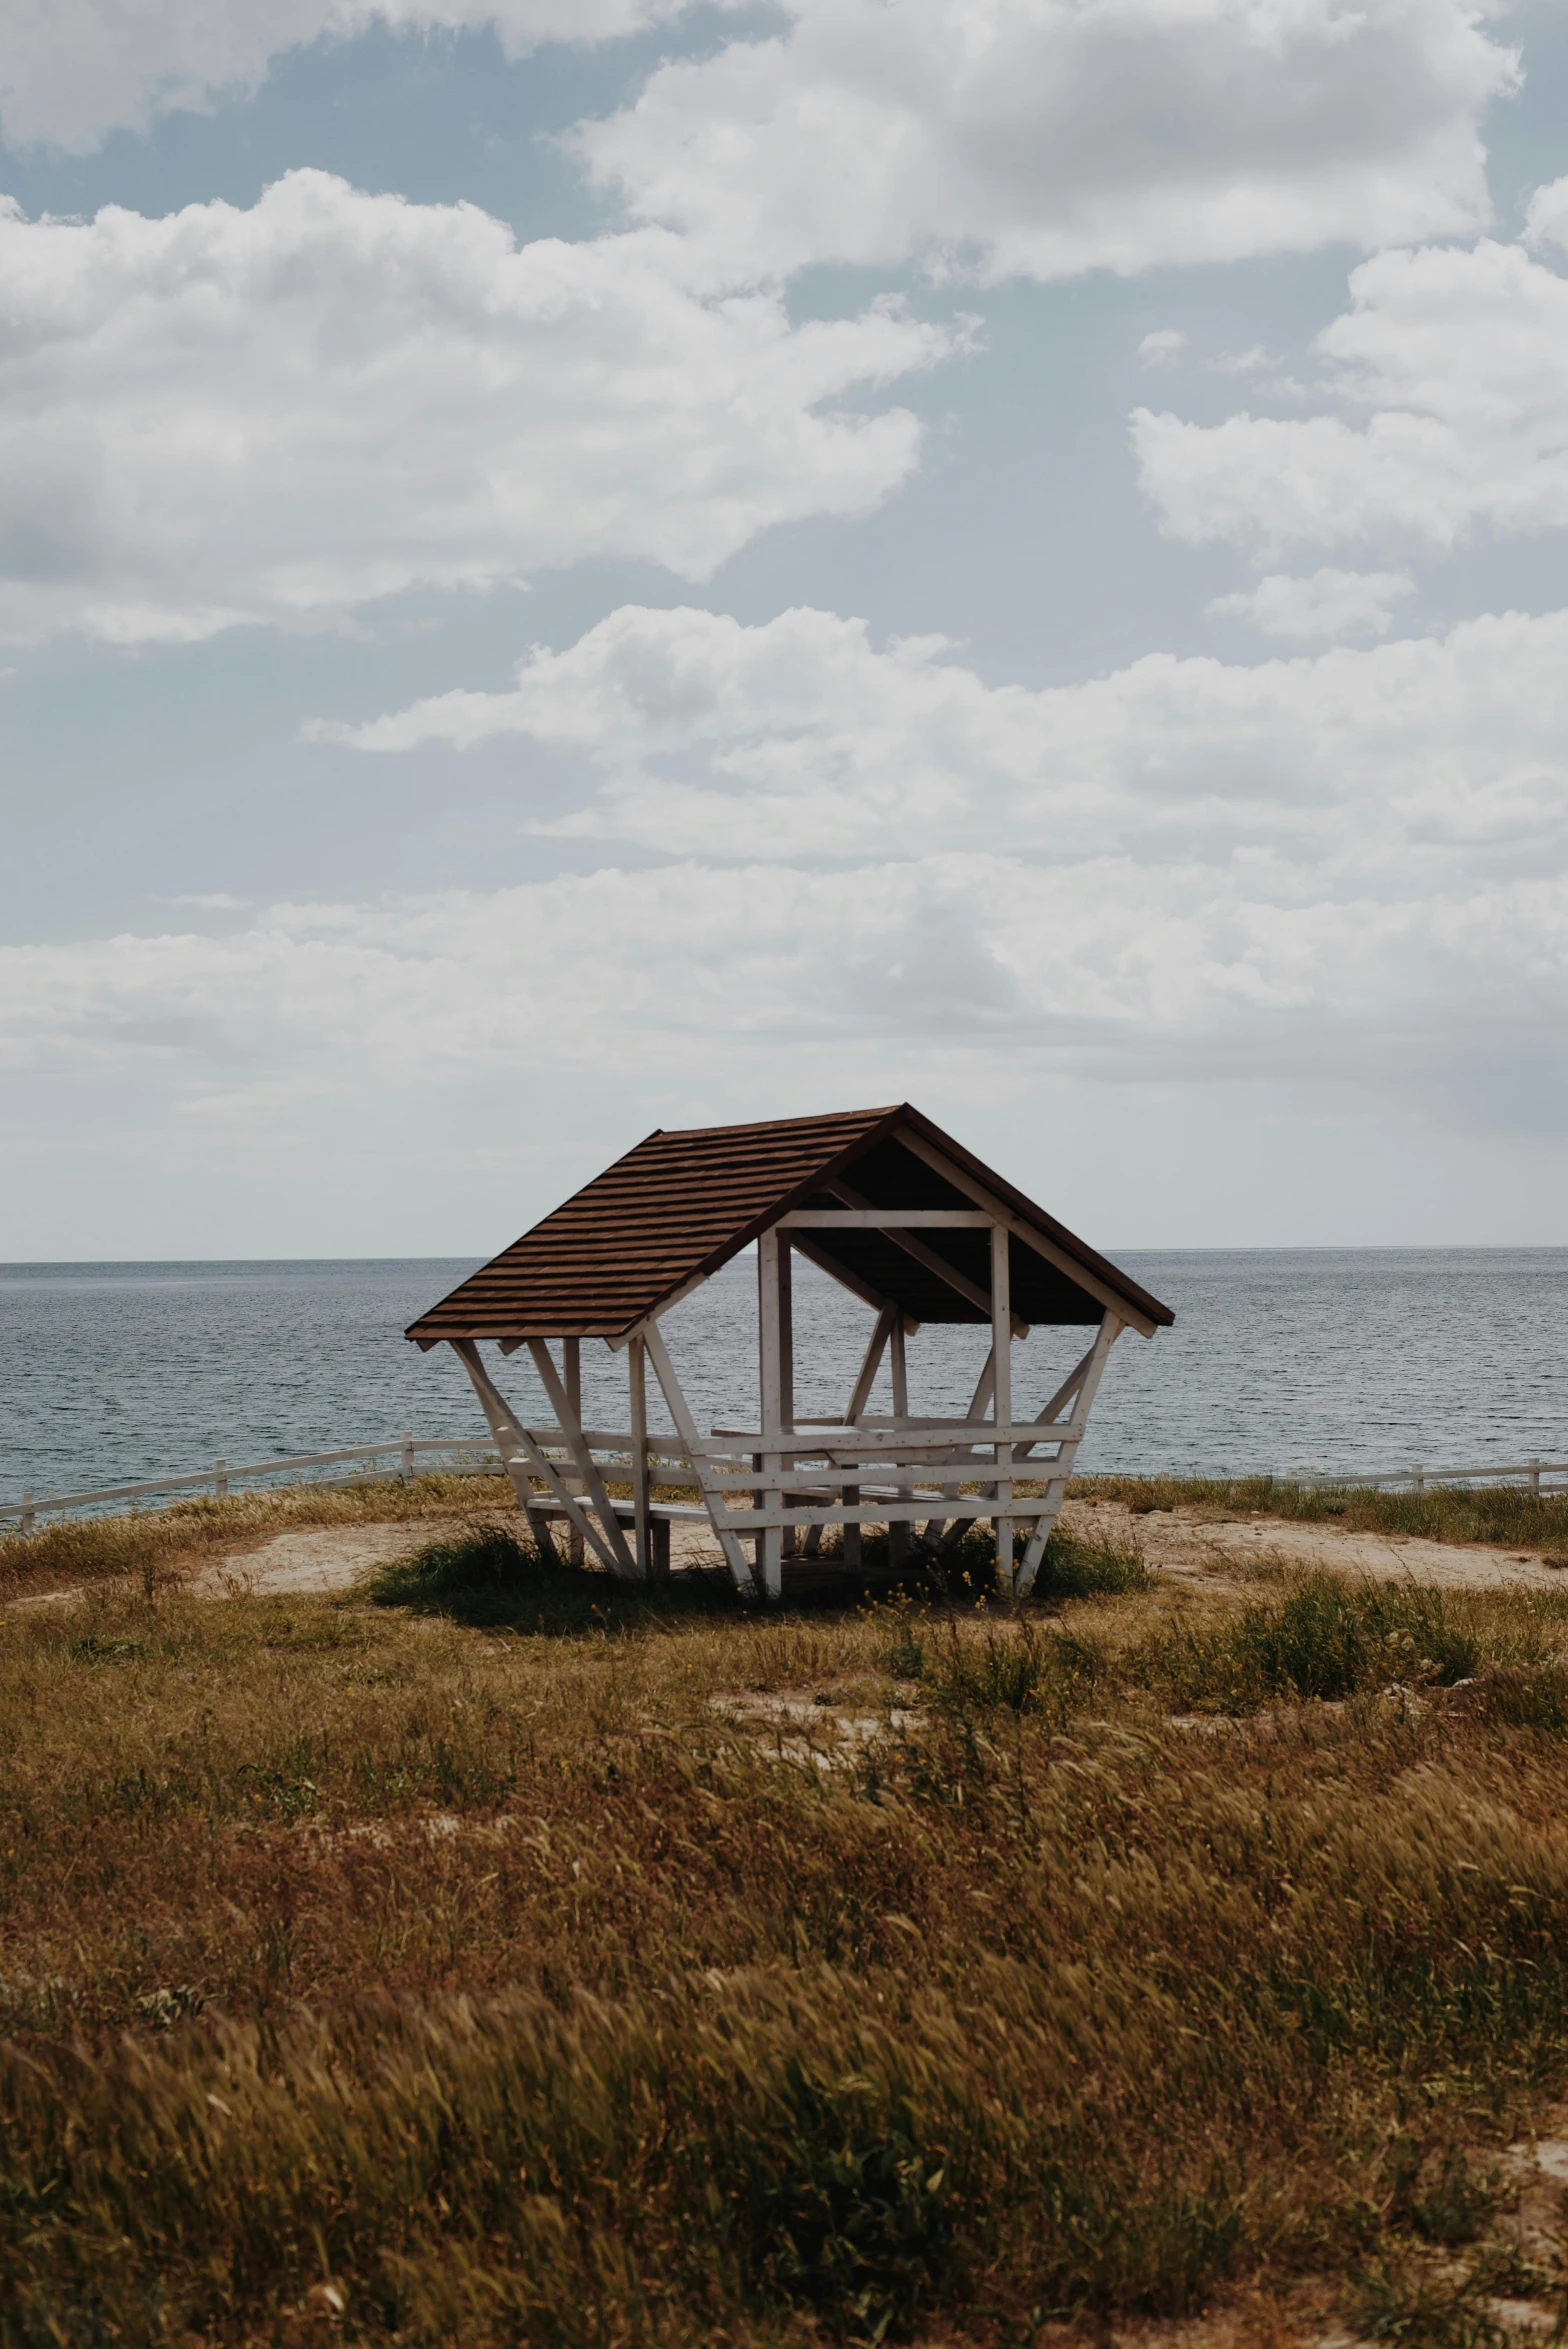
xmin=406 ymin=1102 xmax=1173 ymax=1347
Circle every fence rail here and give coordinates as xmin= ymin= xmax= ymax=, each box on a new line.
xmin=1298 ymin=1458 xmax=1568 ymax=1498
xmin=0 ymin=1434 xmax=503 ymax=1533
xmin=3 ymin=1436 xmax=1566 ymax=1535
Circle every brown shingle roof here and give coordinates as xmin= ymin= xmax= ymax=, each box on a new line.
xmin=407 ymin=1103 xmax=1173 ymax=1345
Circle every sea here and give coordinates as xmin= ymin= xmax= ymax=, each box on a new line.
xmin=2 ymin=1250 xmax=1565 ymax=1507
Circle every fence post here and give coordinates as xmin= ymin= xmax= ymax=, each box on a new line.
xmin=214 ymin=1458 xmax=228 ymax=1500
xmin=1411 ymin=1463 xmax=1424 ymax=1492
xmin=401 ymin=1431 xmax=415 ymax=1483
xmin=1530 ymin=1459 xmax=1541 ymax=1499
xmin=20 ymin=1492 xmax=34 ymax=1536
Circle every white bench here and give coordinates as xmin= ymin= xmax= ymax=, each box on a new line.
xmin=521 ymin=1494 xmax=708 ymax=1575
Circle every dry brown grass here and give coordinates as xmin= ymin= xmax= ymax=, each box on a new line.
xmin=7 ymin=1553 xmax=1568 ymax=2344
xmin=0 ymin=1469 xmax=513 ymax=1601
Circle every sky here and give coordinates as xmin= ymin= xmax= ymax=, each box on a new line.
xmin=2 ymin=0 xmax=1567 ymax=1260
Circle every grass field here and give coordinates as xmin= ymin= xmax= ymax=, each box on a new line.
xmin=7 ymin=1529 xmax=1568 ymax=2345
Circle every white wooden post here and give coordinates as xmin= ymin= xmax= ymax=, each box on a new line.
xmin=401 ymin=1430 xmax=415 ymax=1483
xmin=888 ymin=1316 xmax=911 ymax=1569
xmin=778 ymin=1236 xmax=799 ymax=1559
xmin=991 ymin=1224 xmax=1013 ymax=1595
xmin=628 ymin=1335 xmax=656 ymax=1577
xmin=563 ymin=1338 xmax=585 ymax=1567
xmin=20 ymin=1492 xmax=34 ymax=1536
xmin=1530 ymin=1459 xmax=1541 ymax=1499
xmin=214 ymin=1458 xmax=228 ymax=1501
xmin=757 ymin=1227 xmax=785 ymax=1598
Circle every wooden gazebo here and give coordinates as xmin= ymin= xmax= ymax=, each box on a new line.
xmin=408 ymin=1104 xmax=1173 ymax=1598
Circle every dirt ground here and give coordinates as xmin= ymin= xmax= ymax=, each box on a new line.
xmin=1065 ymin=1495 xmax=1568 ymax=1594
xmin=158 ymin=1492 xmax=1568 ymax=1604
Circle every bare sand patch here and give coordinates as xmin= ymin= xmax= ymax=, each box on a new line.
xmin=183 ymin=1517 xmax=471 ymax=1599
xmin=1058 ymin=1496 xmax=1568 ymax=1594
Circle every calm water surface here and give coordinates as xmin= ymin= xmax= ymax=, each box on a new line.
xmin=2 ymin=1251 xmax=1565 ymax=1502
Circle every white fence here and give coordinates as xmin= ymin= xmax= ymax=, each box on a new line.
xmin=0 ymin=1434 xmax=502 ymax=1534
xmin=2 ymin=1437 xmax=1565 ymax=1535
xmin=1298 ymin=1458 xmax=1568 ymax=1498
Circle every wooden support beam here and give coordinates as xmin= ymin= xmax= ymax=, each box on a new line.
xmin=449 ymin=1339 xmax=620 ymax=1574
xmin=888 ymin=1316 xmax=911 ymax=1569
xmin=628 ymin=1335 xmax=657 ymax=1578
xmin=639 ymin=1319 xmax=758 ymax=1598
xmin=757 ymin=1227 xmax=785 ymax=1597
xmin=562 ymin=1338 xmax=584 ymax=1567
xmin=449 ymin=1337 xmax=558 ymax=1558
xmin=778 ymin=1235 xmax=800 ymax=1559
xmin=921 ymin=1345 xmax=995 ymax=1543
xmin=895 ymin=1129 xmax=1158 ymax=1338
xmin=840 ymin=1303 xmax=894 ymax=1569
xmin=526 ymin=1339 xmax=639 ymax=1579
xmin=1016 ymin=1315 xmax=1123 ymax=1597
xmin=846 ymin=1305 xmax=897 ymax=1426
xmin=779 ymin=1209 xmax=993 ymax=1229
xmin=785 ymin=1233 xmax=916 ymax=1332
xmin=825 ymin=1175 xmax=1028 ymax=1336
xmin=991 ymin=1223 xmax=1015 ymax=1594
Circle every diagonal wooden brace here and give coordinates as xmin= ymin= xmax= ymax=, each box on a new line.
xmin=450 ymin=1339 xmax=625 ymax=1576
xmin=1015 ymin=1314 xmax=1123 ymax=1596
xmin=639 ymin=1319 xmax=760 ymax=1598
xmin=526 ymin=1339 xmax=639 ymax=1579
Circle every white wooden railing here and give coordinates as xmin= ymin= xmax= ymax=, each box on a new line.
xmin=1298 ymin=1457 xmax=1568 ymax=1498
xmin=0 ymin=1434 xmax=502 ymax=1534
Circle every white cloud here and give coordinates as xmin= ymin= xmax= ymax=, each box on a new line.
xmin=576 ymin=0 xmax=1515 ymax=284
xmin=1134 ymin=219 xmax=1568 ymax=558
xmin=309 ymin=599 xmax=1568 ymax=871
xmin=1138 ymin=330 xmax=1188 ymax=370
xmin=1524 ymin=176 xmax=1568 ymax=257
xmin=7 ymin=858 xmax=1565 ymax=1095
xmin=1207 ymin=568 xmax=1416 ymax=642
xmin=0 ymin=171 xmax=958 ymax=645
xmin=13 ymin=599 xmax=1568 ymax=1177
xmin=0 ymin=0 xmax=716 ymax=152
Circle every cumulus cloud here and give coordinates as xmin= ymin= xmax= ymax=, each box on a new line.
xmin=0 ymin=0 xmax=715 ymax=152
xmin=1135 ymin=216 xmax=1568 ymax=559
xmin=1207 ymin=569 xmax=1416 ymax=642
xmin=1138 ymin=330 xmax=1188 ymax=370
xmin=308 ymin=599 xmax=1568 ymax=871
xmin=575 ymin=0 xmax=1515 ymax=284
xmin=14 ymin=598 xmax=1568 ymax=1148
xmin=7 ymin=860 xmax=1565 ymax=1100
xmin=0 ymin=171 xmax=958 ymax=645
xmin=1524 ymin=176 xmax=1568 ymax=254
